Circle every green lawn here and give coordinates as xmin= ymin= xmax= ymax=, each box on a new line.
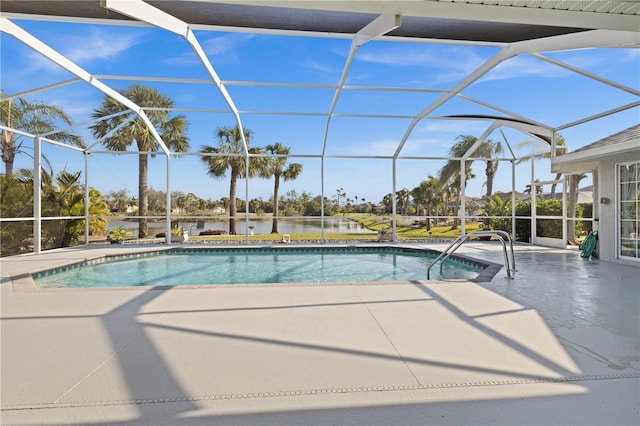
xmin=185 ymin=216 xmax=482 ymax=242
xmin=93 ymin=215 xmax=483 ymax=243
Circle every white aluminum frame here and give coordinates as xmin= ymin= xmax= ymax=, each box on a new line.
xmin=0 ymin=1 xmax=638 ymax=252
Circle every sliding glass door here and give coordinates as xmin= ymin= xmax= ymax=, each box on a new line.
xmin=619 ymin=162 xmax=639 ymax=259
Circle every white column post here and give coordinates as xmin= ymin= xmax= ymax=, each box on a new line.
xmin=562 ymin=175 xmax=568 ymax=247
xmin=511 ymin=159 xmax=516 ymax=239
xmin=33 ymin=137 xmax=42 ymax=254
xmin=166 ymin=155 xmax=172 ymax=244
xmin=531 ymin=159 xmax=536 ymax=244
xmin=392 ymin=158 xmax=397 ymax=240
xmin=320 ymin=157 xmax=325 ymax=242
xmin=84 ymin=152 xmax=90 ymax=245
xmin=460 ymin=159 xmax=466 ymax=235
xmin=245 ymin=155 xmax=250 ymax=243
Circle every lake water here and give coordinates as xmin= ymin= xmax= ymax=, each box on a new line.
xmin=107 ymin=217 xmax=376 ymax=236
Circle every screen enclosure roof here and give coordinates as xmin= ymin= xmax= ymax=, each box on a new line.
xmin=1 ymin=0 xmax=639 ymax=163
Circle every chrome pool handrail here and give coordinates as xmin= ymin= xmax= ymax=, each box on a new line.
xmin=427 ymin=230 xmax=516 ymax=280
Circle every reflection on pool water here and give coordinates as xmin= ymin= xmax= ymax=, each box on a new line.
xmin=33 ymin=247 xmax=487 ymax=288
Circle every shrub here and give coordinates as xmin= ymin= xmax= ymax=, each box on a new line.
xmin=199 ymin=229 xmax=227 ymax=236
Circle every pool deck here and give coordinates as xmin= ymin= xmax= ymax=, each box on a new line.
xmin=1 ymin=242 xmax=638 ymax=425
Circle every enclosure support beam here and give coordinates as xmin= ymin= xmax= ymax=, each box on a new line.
xmin=320 ymin=14 xmax=400 ymax=240
xmin=394 ymin=46 xmax=515 ymax=159
xmin=461 ymin=123 xmax=497 ymax=161
xmin=84 ymin=152 xmax=90 ymax=245
xmin=102 ymin=0 xmax=252 ymax=239
xmin=33 ymin=137 xmax=42 ymax=254
xmin=460 ymin=159 xmax=466 ymax=236
xmin=531 ymin=160 xmax=536 ymax=244
xmin=392 ymin=159 xmax=397 ymax=241
xmin=562 ymin=175 xmax=568 ymax=246
xmin=166 ymin=156 xmax=172 ymax=245
xmin=511 ymin=160 xmax=517 ymax=240
xmin=0 ymin=18 xmax=170 ymax=157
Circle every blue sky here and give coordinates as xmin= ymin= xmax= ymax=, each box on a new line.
xmin=2 ymin=18 xmax=638 ymax=205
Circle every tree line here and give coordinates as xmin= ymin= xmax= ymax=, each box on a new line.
xmin=2 ymin=83 xmax=588 ymax=255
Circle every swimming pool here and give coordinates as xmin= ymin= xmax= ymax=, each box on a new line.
xmin=33 ymin=246 xmax=492 ymax=288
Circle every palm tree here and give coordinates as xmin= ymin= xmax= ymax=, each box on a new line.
xmin=382 ymin=193 xmax=394 ymax=214
xmin=335 ymin=187 xmax=346 ymax=212
xmin=473 ymin=138 xmax=503 ymax=198
xmin=1 ymin=90 xmax=83 ymax=177
xmin=438 ymin=135 xmax=477 ymax=229
xmin=14 ymin=167 xmax=109 ymax=249
xmin=263 ymin=142 xmax=303 ymax=233
xmin=90 ymin=84 xmax=189 ymax=238
xmin=517 ymin=134 xmax=566 ymax=197
xmin=396 ymin=188 xmax=411 ymax=215
xmin=200 ymin=126 xmax=266 ymax=235
xmin=524 ymin=179 xmax=543 ymax=196
xmin=412 ymin=175 xmax=439 ymax=231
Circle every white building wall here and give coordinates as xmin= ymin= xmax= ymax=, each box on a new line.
xmin=597 ymin=159 xmax=616 ymax=262
xmin=596 ymin=153 xmax=640 ymax=266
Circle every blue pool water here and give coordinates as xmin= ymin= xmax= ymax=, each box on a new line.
xmin=33 ymin=247 xmax=486 ymax=288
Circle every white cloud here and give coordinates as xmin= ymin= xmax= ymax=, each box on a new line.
xmin=61 ymin=28 xmax=143 ymax=64
xmin=622 ymin=48 xmax=640 ymax=63
xmin=17 ymin=27 xmax=142 ymax=75
xmin=356 ymin=45 xmax=487 ymax=84
xmin=204 ymin=33 xmax=253 ymax=60
xmin=24 ymin=49 xmax=66 ymax=73
xmin=332 ymin=137 xmax=400 ymax=156
xmin=303 ymin=58 xmax=337 ymax=75
xmin=479 ymin=55 xmax=572 ymax=82
xmin=164 ymin=33 xmax=254 ymax=65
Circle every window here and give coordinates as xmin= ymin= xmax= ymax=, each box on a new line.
xmin=619 ymin=162 xmax=639 ymax=259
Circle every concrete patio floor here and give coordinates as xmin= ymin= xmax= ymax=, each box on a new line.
xmin=1 ymin=242 xmax=638 ymax=425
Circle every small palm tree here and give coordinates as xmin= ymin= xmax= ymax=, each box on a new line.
xmin=1 ymin=90 xmax=83 ymax=177
xmin=412 ymin=175 xmax=439 ymax=231
xmin=524 ymin=179 xmax=543 ymax=196
xmin=90 ymin=84 xmax=190 ymax=238
xmin=200 ymin=126 xmax=266 ymax=235
xmin=438 ymin=135 xmax=477 ymax=229
xmin=263 ymin=142 xmax=302 ymax=233
xmin=15 ymin=168 xmax=109 ymax=248
xmin=396 ymin=188 xmax=411 ymax=215
xmin=473 ymin=138 xmax=503 ymax=198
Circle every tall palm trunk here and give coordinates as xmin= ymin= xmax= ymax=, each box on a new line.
xmin=550 ymin=173 xmax=562 ymax=197
xmin=451 ymin=178 xmax=460 ymax=230
xmin=485 ymin=160 xmax=496 ymax=197
xmin=138 ymin=153 xmax=149 ymax=238
xmin=1 ymin=131 xmax=16 ymax=177
xmin=271 ymin=173 xmax=281 ymax=233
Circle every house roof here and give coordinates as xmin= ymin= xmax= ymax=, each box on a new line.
xmin=2 ymin=1 xmax=639 ymax=41
xmin=551 ymin=124 xmax=640 ymax=173
xmin=569 ymin=124 xmax=640 ymax=155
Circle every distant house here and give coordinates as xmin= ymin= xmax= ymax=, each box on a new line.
xmin=521 ymin=188 xmax=593 ymax=203
xmin=552 ymin=124 xmax=640 ymax=265
xmin=492 ymin=191 xmax=527 ymax=202
xmin=111 ymin=204 xmax=138 ymax=214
